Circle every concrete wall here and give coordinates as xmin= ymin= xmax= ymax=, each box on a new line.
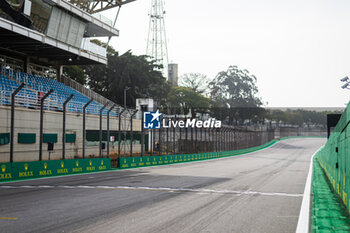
xmin=0 ymin=106 xmax=142 ymax=162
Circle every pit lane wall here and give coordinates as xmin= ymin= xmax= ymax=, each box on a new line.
xmin=316 ymin=102 xmax=350 ymax=212
xmin=0 ymin=158 xmax=110 ymax=182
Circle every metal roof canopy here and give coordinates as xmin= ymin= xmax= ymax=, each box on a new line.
xmin=0 ymin=17 xmax=107 ymax=66
xmin=46 ymin=0 xmax=120 ymax=37
xmin=69 ymin=0 xmax=136 ymax=14
xmin=85 ymin=22 xmax=118 ymax=37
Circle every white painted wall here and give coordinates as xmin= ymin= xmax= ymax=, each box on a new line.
xmin=0 ymin=106 xmax=142 ymax=162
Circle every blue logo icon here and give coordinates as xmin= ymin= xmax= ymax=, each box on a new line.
xmin=143 ymin=110 xmax=162 ymax=129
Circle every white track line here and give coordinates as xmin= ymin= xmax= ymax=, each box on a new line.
xmin=0 ymin=184 xmax=303 ymax=197
xmin=295 ymin=146 xmax=322 ymax=233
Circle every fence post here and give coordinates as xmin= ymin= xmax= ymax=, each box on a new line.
xmin=158 ymin=120 xmax=162 ymax=156
xmin=141 ymin=110 xmax=144 ymax=156
xmin=166 ymin=117 xmax=169 ymax=155
xmin=99 ymin=102 xmax=109 ymax=158
xmin=130 ymin=110 xmax=138 ymax=157
xmin=107 ymin=104 xmax=117 ymax=158
xmin=174 ymin=115 xmax=177 ymax=153
xmin=204 ymin=128 xmax=207 ymax=152
xmin=10 ymin=83 xmax=25 ymax=163
xmin=118 ymin=108 xmax=126 ymax=157
xmin=62 ymin=94 xmax=74 ymax=160
xmin=82 ymin=98 xmax=93 ymax=159
xmin=39 ymin=89 xmax=54 ymax=161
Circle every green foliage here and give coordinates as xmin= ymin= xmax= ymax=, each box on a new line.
xmin=208 ymin=65 xmax=263 ymax=123
xmin=209 ymin=65 xmax=262 ymax=108
xmin=179 ymin=73 xmax=209 ymax=95
xmin=267 ymin=109 xmax=342 ymax=126
xmin=167 ymin=86 xmax=210 ymax=116
xmin=63 ymin=65 xmax=86 ymax=85
xmin=84 ymin=50 xmax=170 ymax=107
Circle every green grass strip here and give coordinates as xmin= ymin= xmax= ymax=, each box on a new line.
xmin=312 ymin=155 xmax=350 ymax=232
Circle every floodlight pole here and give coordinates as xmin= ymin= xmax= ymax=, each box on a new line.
xmin=62 ymin=94 xmax=74 ymax=160
xmin=82 ymin=98 xmax=93 ymax=159
xmin=10 ymin=83 xmax=24 ymax=163
xmin=39 ymin=89 xmax=54 ymax=161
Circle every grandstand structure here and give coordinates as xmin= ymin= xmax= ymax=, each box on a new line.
xmin=0 ymin=0 xmax=142 ymax=163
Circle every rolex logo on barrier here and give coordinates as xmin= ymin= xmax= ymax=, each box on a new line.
xmin=1 ymin=165 xmax=5 ymax=173
xmin=61 ymin=161 xmax=64 ymax=168
xmin=76 ymin=161 xmax=79 ymax=167
xmin=44 ymin=163 xmax=48 ymax=169
xmin=101 ymin=160 xmax=104 ymax=166
xmin=24 ymin=163 xmax=28 ymax=171
xmin=89 ymin=160 xmax=92 ymax=166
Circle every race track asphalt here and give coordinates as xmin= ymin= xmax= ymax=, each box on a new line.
xmin=0 ymin=138 xmax=326 ymax=233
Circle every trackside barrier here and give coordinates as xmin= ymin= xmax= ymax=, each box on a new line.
xmin=119 ymin=139 xmax=278 ymax=169
xmin=316 ymin=101 xmax=350 ymax=214
xmin=0 ymin=158 xmax=110 ymax=182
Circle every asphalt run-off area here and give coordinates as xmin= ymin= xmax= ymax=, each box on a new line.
xmin=0 ymin=138 xmax=325 ymax=233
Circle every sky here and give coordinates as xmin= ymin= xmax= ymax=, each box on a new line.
xmin=102 ymin=0 xmax=350 ymax=107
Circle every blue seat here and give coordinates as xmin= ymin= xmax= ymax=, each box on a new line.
xmin=0 ymin=69 xmax=117 ymax=116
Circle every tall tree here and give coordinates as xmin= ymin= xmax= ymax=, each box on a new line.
xmin=179 ymin=73 xmax=209 ymax=95
xmin=167 ymin=86 xmax=210 ymax=116
xmin=209 ymin=65 xmax=263 ymax=123
xmin=84 ymin=50 xmax=170 ymax=107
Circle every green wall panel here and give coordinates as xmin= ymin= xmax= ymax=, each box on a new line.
xmin=43 ymin=133 xmax=58 ymax=143
xmin=0 ymin=133 xmax=10 ymax=145
xmin=66 ymin=134 xmax=76 ymax=143
xmin=18 ymin=133 xmax=36 ymax=144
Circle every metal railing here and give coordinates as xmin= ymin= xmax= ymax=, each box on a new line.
xmin=60 ymin=75 xmax=110 ymax=106
xmin=0 ymin=89 xmax=118 ymax=116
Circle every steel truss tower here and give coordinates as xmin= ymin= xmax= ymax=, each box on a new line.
xmin=146 ymin=0 xmax=169 ymax=77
